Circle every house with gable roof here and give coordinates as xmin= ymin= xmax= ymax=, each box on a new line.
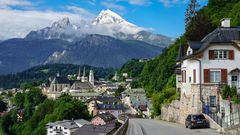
xmin=176 ymin=18 xmax=240 ymax=124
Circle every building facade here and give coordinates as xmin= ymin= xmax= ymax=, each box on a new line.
xmin=176 ymin=19 xmax=240 ymax=123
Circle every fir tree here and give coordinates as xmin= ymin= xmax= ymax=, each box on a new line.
xmin=185 ymin=0 xmax=200 ymax=28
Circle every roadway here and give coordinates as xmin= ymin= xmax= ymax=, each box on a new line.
xmin=126 ymin=118 xmax=220 ymax=135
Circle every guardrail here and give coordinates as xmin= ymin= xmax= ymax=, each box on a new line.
xmin=206 ymin=110 xmax=240 ymax=129
xmin=223 ymin=111 xmax=240 ymax=128
xmin=113 ymin=116 xmax=129 ymax=135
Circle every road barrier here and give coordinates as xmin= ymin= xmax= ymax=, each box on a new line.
xmin=113 ymin=116 xmax=129 ymax=135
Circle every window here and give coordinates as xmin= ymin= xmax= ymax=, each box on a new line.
xmin=210 ymin=70 xmax=221 ymax=83
xmin=210 ymin=96 xmax=216 ymax=107
xmin=193 ymin=114 xmax=205 ymax=120
xmin=232 ymin=75 xmax=238 ymax=82
xmin=189 ymin=77 xmax=191 ymax=83
xmin=214 ymin=50 xmax=228 ymax=60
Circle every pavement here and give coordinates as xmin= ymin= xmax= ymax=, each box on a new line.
xmin=126 ymin=118 xmax=220 ymax=135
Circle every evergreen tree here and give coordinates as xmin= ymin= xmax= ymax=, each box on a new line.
xmin=185 ymin=0 xmax=200 ymax=28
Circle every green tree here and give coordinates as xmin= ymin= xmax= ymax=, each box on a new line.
xmin=0 ymin=100 xmax=7 ymax=112
xmin=115 ymin=85 xmax=125 ymax=97
xmin=14 ymin=93 xmax=25 ymax=109
xmin=185 ymin=0 xmax=199 ymax=27
xmin=185 ymin=11 xmax=215 ymax=41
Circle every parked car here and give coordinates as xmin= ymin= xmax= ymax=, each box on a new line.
xmin=185 ymin=114 xmax=209 ymax=129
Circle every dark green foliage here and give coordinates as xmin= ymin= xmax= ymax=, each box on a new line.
xmin=221 ymin=85 xmax=239 ymax=103
xmin=206 ymin=0 xmax=240 ymax=26
xmin=119 ymin=59 xmax=145 ymax=79
xmin=185 ymin=11 xmax=216 ymax=41
xmin=0 ymin=64 xmax=115 ymax=89
xmin=1 ymin=91 xmax=90 ymax=135
xmin=130 ymin=80 xmax=140 ymax=88
xmin=139 ymin=38 xmax=181 ymax=97
xmin=0 ymin=114 xmax=14 ymax=134
xmin=0 ymin=100 xmax=7 ymax=112
xmin=14 ymin=93 xmax=25 ymax=109
xmin=115 ymin=85 xmax=125 ymax=97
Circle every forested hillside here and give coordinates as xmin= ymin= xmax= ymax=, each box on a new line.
xmin=0 ymin=64 xmax=115 ymax=89
xmin=0 ymin=89 xmax=90 ymax=134
xmin=133 ymin=0 xmax=240 ymax=116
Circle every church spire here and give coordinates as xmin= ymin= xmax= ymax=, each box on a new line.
xmin=83 ymin=67 xmax=86 ymax=77
xmin=78 ymin=67 xmax=81 ymax=77
xmin=77 ymin=67 xmax=81 ymax=80
xmin=89 ymin=70 xmax=94 ymax=86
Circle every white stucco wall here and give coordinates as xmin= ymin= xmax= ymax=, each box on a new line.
xmin=181 ymin=43 xmax=240 ymax=95
xmin=201 ymin=44 xmax=240 ymax=84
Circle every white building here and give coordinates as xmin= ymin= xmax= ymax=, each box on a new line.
xmin=46 ymin=119 xmax=90 ymax=135
xmin=176 ymin=18 xmax=240 ymax=123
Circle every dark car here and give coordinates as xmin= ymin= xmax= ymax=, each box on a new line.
xmin=185 ymin=114 xmax=209 ymax=129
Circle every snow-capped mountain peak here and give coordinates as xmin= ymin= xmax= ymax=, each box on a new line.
xmin=52 ymin=17 xmax=71 ymax=28
xmin=92 ymin=9 xmax=135 ymax=26
xmin=25 ymin=10 xmax=172 ymax=47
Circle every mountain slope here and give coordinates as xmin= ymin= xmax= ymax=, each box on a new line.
xmin=45 ymin=34 xmax=162 ymax=68
xmin=0 ymin=38 xmax=70 ymax=74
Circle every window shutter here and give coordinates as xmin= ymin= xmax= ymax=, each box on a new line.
xmin=184 ymin=70 xmax=186 ymax=83
xmin=229 ymin=50 xmax=234 ymax=60
xmin=193 ymin=69 xmax=196 ymax=83
xmin=182 ymin=70 xmax=186 ymax=83
xmin=209 ymin=50 xmax=214 ymax=60
xmin=221 ymin=69 xmax=228 ymax=83
xmin=181 ymin=71 xmax=184 ymax=82
xmin=204 ymin=69 xmax=210 ymax=83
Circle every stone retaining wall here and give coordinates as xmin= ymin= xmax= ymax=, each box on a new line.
xmin=161 ymin=100 xmax=180 ymax=123
xmin=224 ymin=124 xmax=240 ymax=135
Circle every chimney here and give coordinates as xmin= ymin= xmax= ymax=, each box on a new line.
xmin=221 ymin=18 xmax=231 ymax=28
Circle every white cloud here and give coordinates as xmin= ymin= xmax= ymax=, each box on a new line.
xmin=0 ymin=0 xmax=32 ymax=9
xmin=101 ymin=1 xmax=125 ymax=11
xmin=87 ymin=0 xmax=96 ymax=5
xmin=158 ymin=0 xmax=180 ymax=7
xmin=66 ymin=6 xmax=95 ymax=18
xmin=0 ymin=8 xmax=94 ymax=40
xmin=159 ymin=0 xmax=207 ymax=7
xmin=128 ymin=0 xmax=150 ymax=5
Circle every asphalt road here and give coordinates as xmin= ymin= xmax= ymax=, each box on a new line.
xmin=126 ymin=119 xmax=220 ymax=135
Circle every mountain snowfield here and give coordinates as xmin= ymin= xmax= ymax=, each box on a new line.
xmin=26 ymin=9 xmax=172 ymax=47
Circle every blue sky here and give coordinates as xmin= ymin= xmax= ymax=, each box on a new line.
xmin=0 ymin=0 xmax=208 ymax=39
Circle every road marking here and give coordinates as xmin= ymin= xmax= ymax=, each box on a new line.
xmin=139 ymin=124 xmax=147 ymax=135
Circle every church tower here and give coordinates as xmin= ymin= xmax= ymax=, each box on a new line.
xmin=77 ymin=67 xmax=81 ymax=80
xmin=81 ymin=67 xmax=88 ymax=82
xmin=89 ymin=70 xmax=94 ymax=86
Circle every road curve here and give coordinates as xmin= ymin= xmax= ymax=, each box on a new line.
xmin=126 ymin=118 xmax=220 ymax=135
